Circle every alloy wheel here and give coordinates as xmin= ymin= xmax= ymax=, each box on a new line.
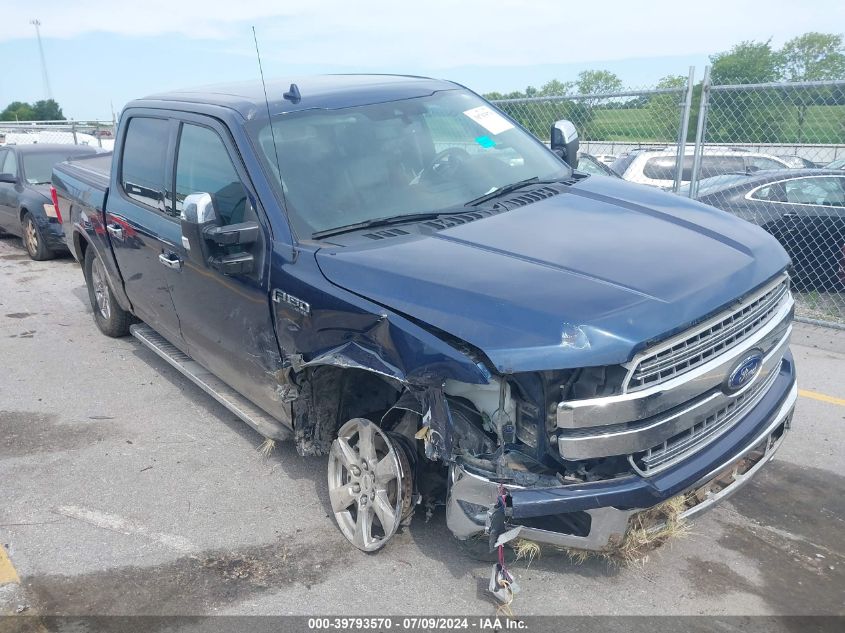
xmin=23 ymin=218 xmax=38 ymax=257
xmin=90 ymin=256 xmax=111 ymax=320
xmin=327 ymin=418 xmax=408 ymax=552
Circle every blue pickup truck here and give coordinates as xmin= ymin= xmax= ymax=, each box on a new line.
xmin=53 ymin=75 xmax=797 ymax=555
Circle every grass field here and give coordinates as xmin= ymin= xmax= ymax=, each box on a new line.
xmin=577 ymin=104 xmax=845 ymax=143
xmin=587 ymin=108 xmax=677 ymax=142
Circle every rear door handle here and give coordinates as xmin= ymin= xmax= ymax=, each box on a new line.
xmin=158 ymin=252 xmax=182 ymax=270
xmin=106 ymin=223 xmax=124 ymax=241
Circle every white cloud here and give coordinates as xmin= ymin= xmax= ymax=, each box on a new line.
xmin=7 ymin=0 xmax=845 ymax=68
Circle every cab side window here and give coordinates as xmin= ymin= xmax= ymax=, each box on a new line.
xmin=121 ymin=117 xmax=170 ymax=212
xmin=174 ymin=123 xmax=254 ymax=225
xmin=0 ymin=149 xmax=17 ymax=177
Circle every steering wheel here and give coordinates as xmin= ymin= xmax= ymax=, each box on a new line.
xmin=420 ymin=147 xmax=471 ymax=182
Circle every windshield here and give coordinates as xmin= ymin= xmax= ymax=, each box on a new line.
xmin=678 ymin=173 xmax=750 ymax=197
xmin=22 ymin=151 xmax=92 ymax=184
xmin=246 ymin=90 xmax=570 ymax=238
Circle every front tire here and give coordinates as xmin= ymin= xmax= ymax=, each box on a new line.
xmin=327 ymin=418 xmax=411 ymax=552
xmin=21 ymin=212 xmax=55 ymax=261
xmin=84 ymin=246 xmax=132 ymax=337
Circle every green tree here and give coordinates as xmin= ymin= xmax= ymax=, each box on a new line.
xmin=575 ymin=70 xmax=623 ymax=96
xmin=0 ymin=101 xmax=36 ymax=121
xmin=539 ymin=79 xmax=573 ymax=97
xmin=32 ymin=99 xmax=65 ymax=120
xmin=0 ymin=99 xmax=65 ymax=121
xmin=645 ymin=75 xmax=688 ymax=140
xmin=709 ymin=40 xmax=785 ymax=142
xmin=572 ymin=70 xmax=623 ymax=139
xmin=778 ymin=33 xmax=845 ymax=142
xmin=710 ymin=39 xmax=781 ymax=84
xmin=779 ymin=32 xmax=845 ymax=82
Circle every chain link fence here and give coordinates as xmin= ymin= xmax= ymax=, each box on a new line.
xmin=0 ymin=120 xmax=115 ymax=149
xmin=493 ymin=80 xmax=693 ymax=190
xmin=690 ymin=76 xmax=845 ymax=327
xmin=491 ymin=71 xmax=845 ymax=328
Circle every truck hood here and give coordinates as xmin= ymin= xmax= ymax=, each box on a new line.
xmin=315 ymin=176 xmax=789 ymax=372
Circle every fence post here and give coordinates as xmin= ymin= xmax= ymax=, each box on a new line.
xmin=71 ymin=120 xmax=78 ymax=145
xmin=672 ymin=66 xmax=695 ymax=194
xmin=688 ymin=65 xmax=711 ymax=198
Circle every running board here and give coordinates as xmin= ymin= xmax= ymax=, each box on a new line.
xmin=130 ymin=324 xmax=291 ymax=441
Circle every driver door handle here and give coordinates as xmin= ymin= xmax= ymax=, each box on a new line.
xmin=106 ymin=223 xmax=124 ymax=241
xmin=158 ymin=252 xmax=182 ymax=270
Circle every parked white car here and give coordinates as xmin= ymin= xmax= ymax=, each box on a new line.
xmin=611 ymin=148 xmax=792 ymax=188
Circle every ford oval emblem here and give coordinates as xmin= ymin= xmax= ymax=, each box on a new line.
xmin=726 ymin=352 xmax=763 ymax=392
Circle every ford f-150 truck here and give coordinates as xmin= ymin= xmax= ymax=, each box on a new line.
xmin=53 ymin=75 xmax=797 ymax=557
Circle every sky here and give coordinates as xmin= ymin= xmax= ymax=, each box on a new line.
xmin=1 ymin=0 xmax=843 ymax=120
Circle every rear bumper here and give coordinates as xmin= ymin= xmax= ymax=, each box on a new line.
xmin=445 ymin=352 xmax=796 ymax=550
xmin=37 ymin=216 xmax=68 ymax=252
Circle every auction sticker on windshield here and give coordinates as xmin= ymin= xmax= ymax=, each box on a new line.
xmin=463 ymin=105 xmax=514 ymax=135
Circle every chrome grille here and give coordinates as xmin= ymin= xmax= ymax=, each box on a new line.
xmin=631 ymin=364 xmax=780 ymax=475
xmin=627 ymin=277 xmax=790 ymax=392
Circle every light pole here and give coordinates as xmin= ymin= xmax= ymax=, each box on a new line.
xmin=30 ymin=19 xmax=53 ymax=101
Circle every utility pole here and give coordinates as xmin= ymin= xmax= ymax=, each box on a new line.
xmin=30 ymin=19 xmax=53 ymax=101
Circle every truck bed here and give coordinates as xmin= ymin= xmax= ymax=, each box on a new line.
xmin=52 ymin=152 xmax=113 ymax=264
xmin=57 ymin=152 xmax=112 ymax=192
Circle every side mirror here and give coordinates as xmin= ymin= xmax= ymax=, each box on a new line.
xmin=180 ymin=192 xmax=258 ymax=276
xmin=550 ymin=120 xmax=579 ymax=168
xmin=180 ymin=192 xmax=218 ymax=258
xmin=209 ymin=252 xmax=254 ymax=275
xmin=0 ymin=173 xmax=17 ymax=184
xmin=203 ymin=221 xmax=260 ymax=246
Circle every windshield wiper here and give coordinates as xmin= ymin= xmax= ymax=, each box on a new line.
xmin=311 ymin=211 xmax=451 ymax=240
xmin=312 ymin=177 xmax=569 ymax=239
xmin=465 ymin=176 xmax=562 ymax=207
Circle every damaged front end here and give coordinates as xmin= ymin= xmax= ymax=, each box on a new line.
xmin=442 ymin=277 xmax=798 ymax=552
xmin=437 ymin=368 xmax=647 ymax=552
xmin=276 ymin=249 xmax=796 ymax=556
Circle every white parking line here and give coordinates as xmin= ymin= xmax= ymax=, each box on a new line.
xmin=55 ymin=505 xmax=193 ymax=554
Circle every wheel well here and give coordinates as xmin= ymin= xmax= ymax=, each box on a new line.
xmin=75 ymin=231 xmax=89 ymax=261
xmin=292 ymin=366 xmax=404 ymax=456
xmin=19 ymin=207 xmax=28 ymax=223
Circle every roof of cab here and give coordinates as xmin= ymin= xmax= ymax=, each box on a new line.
xmin=138 ymin=74 xmax=460 ymax=118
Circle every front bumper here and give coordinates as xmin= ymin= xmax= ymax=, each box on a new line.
xmin=446 ymin=352 xmax=797 ymax=551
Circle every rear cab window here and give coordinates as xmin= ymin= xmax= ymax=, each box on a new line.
xmin=121 ymin=117 xmax=170 ymax=213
